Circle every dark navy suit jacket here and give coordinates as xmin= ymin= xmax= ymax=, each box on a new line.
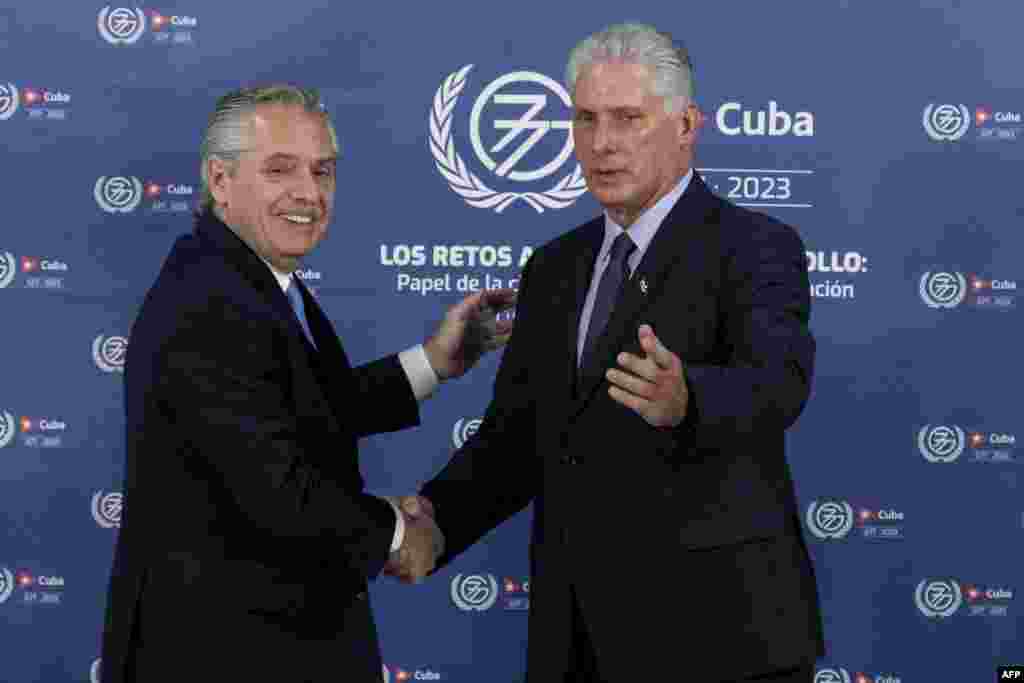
xmin=101 ymin=211 xmax=417 ymax=683
xmin=422 ymin=174 xmax=825 ymax=682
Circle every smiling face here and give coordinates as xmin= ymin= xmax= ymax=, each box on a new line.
xmin=207 ymin=103 xmax=337 ymax=273
xmin=571 ymin=60 xmax=699 ymax=227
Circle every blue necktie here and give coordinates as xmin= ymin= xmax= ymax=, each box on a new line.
xmin=580 ymin=231 xmax=636 ymax=370
xmin=286 ymin=278 xmax=317 ymax=349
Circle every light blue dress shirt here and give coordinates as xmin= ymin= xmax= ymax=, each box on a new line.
xmin=576 ymin=169 xmax=694 ymax=365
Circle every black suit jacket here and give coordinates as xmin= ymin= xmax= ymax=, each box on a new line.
xmin=100 ymin=212 xmax=418 ymax=683
xmin=422 ymin=175 xmax=825 ymax=682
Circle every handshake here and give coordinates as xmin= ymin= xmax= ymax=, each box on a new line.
xmin=383 ymin=495 xmax=443 ymax=584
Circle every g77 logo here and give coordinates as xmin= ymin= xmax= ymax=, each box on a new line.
xmin=430 ymin=66 xmax=586 ymax=212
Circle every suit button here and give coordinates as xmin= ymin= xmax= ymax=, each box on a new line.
xmin=561 ymin=455 xmax=581 ymax=465
xmin=355 ymin=591 xmax=367 ymax=601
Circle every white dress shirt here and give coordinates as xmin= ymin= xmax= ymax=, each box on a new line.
xmin=262 ymin=259 xmax=437 ymax=553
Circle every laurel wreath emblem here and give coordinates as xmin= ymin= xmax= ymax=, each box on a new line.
xmin=429 ymin=65 xmax=587 ymax=213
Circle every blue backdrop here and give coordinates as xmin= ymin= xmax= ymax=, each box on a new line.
xmin=1 ymin=2 xmax=1020 ymax=682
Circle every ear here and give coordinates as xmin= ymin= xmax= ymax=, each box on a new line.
xmin=674 ymin=103 xmax=702 ymax=151
xmin=677 ymin=103 xmax=702 ymax=140
xmin=206 ymin=157 xmax=233 ymax=207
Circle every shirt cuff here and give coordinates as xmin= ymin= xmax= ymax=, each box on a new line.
xmin=382 ymin=496 xmax=406 ymax=552
xmin=399 ymin=344 xmax=439 ymax=402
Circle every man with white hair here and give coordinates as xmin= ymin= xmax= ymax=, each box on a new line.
xmin=402 ymin=22 xmax=824 ymax=682
xmin=99 ymin=84 xmax=514 ymax=683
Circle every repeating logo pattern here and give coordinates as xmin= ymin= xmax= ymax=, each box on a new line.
xmin=383 ymin=663 xmax=443 ymax=682
xmin=806 ymin=499 xmax=855 ymax=540
xmin=93 ymin=335 xmax=128 ymax=373
xmin=97 ymin=7 xmax=147 ymax=45
xmin=919 ymin=271 xmax=967 ymax=308
xmin=815 ymin=668 xmax=901 ymax=683
xmin=0 ymin=83 xmax=19 ymax=121
xmin=0 ymin=252 xmax=16 ymax=288
xmin=429 ymin=65 xmax=586 ymax=213
xmin=814 ymin=669 xmax=851 ymax=683
xmin=94 ymin=176 xmax=144 ymax=213
xmin=0 ymin=411 xmax=16 ymax=449
xmin=452 ymin=417 xmax=482 ymax=449
xmin=0 ymin=567 xmax=13 ymax=605
xmin=915 ymin=578 xmax=963 ymax=618
xmin=923 ymin=104 xmax=971 ymax=141
xmin=92 ymin=491 xmax=123 ymax=529
xmin=917 ymin=425 xmax=966 ymax=463
xmin=450 ymin=573 xmax=499 ymax=611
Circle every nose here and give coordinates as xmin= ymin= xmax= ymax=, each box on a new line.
xmin=589 ymin=118 xmax=616 ymax=156
xmin=288 ymin=167 xmax=320 ymax=204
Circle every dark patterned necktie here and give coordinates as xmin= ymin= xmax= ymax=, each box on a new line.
xmin=580 ymin=231 xmax=636 ymax=370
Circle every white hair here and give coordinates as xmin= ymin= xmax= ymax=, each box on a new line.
xmin=566 ymin=22 xmax=695 ymax=113
xmin=198 ymin=84 xmax=338 ymax=212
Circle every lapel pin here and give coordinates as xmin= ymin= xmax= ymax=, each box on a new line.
xmin=639 ymin=278 xmax=648 ymax=294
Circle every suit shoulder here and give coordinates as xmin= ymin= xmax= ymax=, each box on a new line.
xmin=715 ymin=199 xmax=807 ymax=253
xmin=151 ymin=231 xmax=259 ymax=302
xmin=134 ymin=233 xmax=259 ymax=338
xmin=525 ymin=215 xmax=602 ymax=269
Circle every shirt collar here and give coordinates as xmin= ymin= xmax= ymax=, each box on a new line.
xmin=602 ymin=168 xmax=694 ymax=257
xmin=259 ymin=256 xmax=294 ymax=294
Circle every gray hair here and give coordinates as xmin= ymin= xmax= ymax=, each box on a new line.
xmin=566 ymin=22 xmax=695 ymax=113
xmin=198 ymin=84 xmax=338 ymax=211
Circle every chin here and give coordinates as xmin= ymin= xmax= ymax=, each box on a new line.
xmin=591 ymin=189 xmax=632 ymax=212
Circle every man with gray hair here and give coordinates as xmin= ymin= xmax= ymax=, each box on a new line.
xmin=99 ymin=84 xmax=515 ymax=683
xmin=399 ymin=22 xmax=824 ymax=682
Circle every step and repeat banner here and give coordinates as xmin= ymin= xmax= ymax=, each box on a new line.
xmin=1 ymin=2 xmax=1021 ymax=682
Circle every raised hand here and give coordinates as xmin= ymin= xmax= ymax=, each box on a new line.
xmin=605 ymin=324 xmax=689 ymax=428
xmin=423 ymin=288 xmax=517 ymax=380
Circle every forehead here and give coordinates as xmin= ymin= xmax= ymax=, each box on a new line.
xmin=573 ymin=60 xmax=658 ymax=108
xmin=243 ymin=103 xmax=335 ymax=156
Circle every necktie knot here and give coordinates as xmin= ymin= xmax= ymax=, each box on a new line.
xmin=608 ymin=232 xmax=636 ymax=268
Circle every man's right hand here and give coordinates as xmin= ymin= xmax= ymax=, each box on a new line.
xmin=398 ymin=495 xmax=435 ymax=521
xmin=383 ymin=499 xmax=442 ymax=584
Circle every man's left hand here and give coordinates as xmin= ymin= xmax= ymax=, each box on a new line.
xmin=606 ymin=324 xmax=689 ymax=428
xmin=424 ymin=288 xmax=517 ymax=380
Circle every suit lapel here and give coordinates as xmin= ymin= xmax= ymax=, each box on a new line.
xmin=194 ymin=212 xmax=310 ymax=348
xmin=574 ymin=175 xmax=721 ymax=409
xmin=296 ymin=277 xmax=352 ymax=371
xmin=566 ymin=219 xmax=606 ymax=395
xmin=287 ymin=272 xmax=361 ymax=434
xmin=194 ymin=212 xmax=344 ymax=412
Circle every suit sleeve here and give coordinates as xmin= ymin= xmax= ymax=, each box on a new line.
xmin=349 ymin=354 xmax=421 ymax=439
xmin=683 ymin=216 xmax=814 ymax=436
xmin=420 ymin=256 xmax=543 ymax=566
xmin=160 ymin=312 xmax=396 ymax=580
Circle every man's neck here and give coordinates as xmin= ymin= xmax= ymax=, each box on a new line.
xmin=211 ymin=205 xmax=298 ymax=275
xmin=608 ymin=168 xmax=691 ymax=229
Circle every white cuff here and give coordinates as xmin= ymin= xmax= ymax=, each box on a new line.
xmin=382 ymin=496 xmax=406 ymax=552
xmin=398 ymin=344 xmax=439 ymax=402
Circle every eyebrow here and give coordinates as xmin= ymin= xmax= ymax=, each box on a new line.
xmin=263 ymin=153 xmax=338 ymax=164
xmin=573 ymin=105 xmax=646 ymax=113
